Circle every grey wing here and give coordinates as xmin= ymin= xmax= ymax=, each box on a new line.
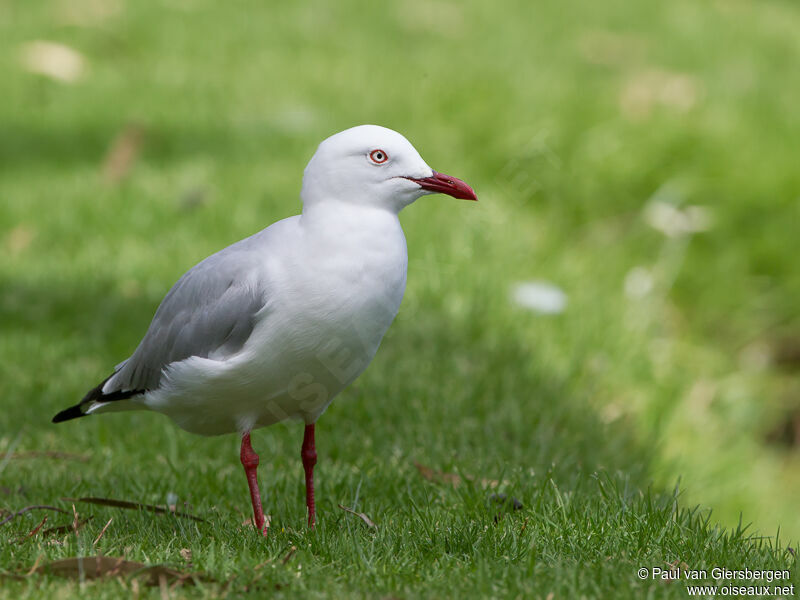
xmin=104 ymin=245 xmax=269 ymax=394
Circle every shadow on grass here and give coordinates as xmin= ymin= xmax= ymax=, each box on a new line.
xmin=2 ymin=273 xmax=655 ymax=500
xmin=351 ymin=307 xmax=653 ymax=493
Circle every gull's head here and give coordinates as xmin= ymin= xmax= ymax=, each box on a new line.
xmin=301 ymin=125 xmax=476 ymax=213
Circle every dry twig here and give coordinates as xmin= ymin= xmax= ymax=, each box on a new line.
xmin=93 ymin=518 xmax=113 ymax=547
xmin=337 ymin=504 xmax=378 ymax=529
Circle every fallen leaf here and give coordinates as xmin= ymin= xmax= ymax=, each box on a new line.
xmin=103 ymin=125 xmax=145 ymax=183
xmin=337 ymin=504 xmax=378 ymax=529
xmin=414 ymin=461 xmax=462 ymax=487
xmin=19 ymin=40 xmax=86 ymax=83
xmin=159 ymin=572 xmax=168 ymax=598
xmin=62 ymin=497 xmax=205 ymax=522
xmin=30 ymin=556 xmax=211 ymax=586
xmin=179 ymin=548 xmax=192 ymax=563
xmin=4 ymin=226 xmax=36 ymax=256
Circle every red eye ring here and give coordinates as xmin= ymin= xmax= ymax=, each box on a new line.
xmin=369 ymin=149 xmax=388 ymax=164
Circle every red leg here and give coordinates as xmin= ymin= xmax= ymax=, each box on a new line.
xmin=301 ymin=424 xmax=317 ymax=528
xmin=240 ymin=432 xmax=268 ymax=536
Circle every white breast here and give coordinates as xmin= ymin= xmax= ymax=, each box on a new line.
xmin=145 ymin=204 xmax=408 ymax=435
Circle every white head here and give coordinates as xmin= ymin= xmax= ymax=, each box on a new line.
xmin=301 ymin=125 xmax=476 ymax=213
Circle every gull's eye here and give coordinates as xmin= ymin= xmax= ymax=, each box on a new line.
xmin=368 ymin=149 xmax=388 ymax=164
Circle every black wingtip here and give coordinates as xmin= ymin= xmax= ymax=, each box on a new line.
xmin=52 ymin=404 xmax=88 ymax=423
xmin=52 ymin=373 xmax=146 ymax=425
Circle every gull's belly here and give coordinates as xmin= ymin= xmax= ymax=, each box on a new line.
xmin=147 ymin=255 xmax=406 ymax=435
xmin=269 ymin=260 xmax=404 ymax=394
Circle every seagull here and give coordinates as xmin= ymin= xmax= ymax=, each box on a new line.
xmin=52 ymin=124 xmax=477 ymax=535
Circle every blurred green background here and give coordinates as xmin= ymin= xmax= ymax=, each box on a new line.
xmin=1 ymin=0 xmax=799 ymax=596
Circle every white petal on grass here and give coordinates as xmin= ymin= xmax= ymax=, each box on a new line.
xmin=644 ymin=200 xmax=714 ymax=237
xmin=624 ymin=266 xmax=654 ymax=298
xmin=19 ymin=41 xmax=86 ymax=83
xmin=511 ymin=281 xmax=567 ymax=314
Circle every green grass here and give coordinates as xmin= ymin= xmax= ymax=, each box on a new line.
xmin=2 ymin=0 xmax=800 ymax=597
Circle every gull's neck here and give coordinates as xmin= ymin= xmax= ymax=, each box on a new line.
xmin=300 ymin=198 xmax=401 ymax=231
xmin=298 ymin=199 xmax=407 ymax=268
